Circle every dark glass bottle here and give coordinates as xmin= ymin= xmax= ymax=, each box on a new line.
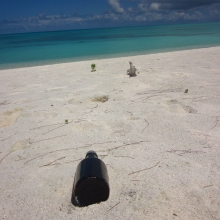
xmin=71 ymin=150 xmax=110 ymax=207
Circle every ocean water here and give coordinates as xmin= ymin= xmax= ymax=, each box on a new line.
xmin=0 ymin=22 xmax=220 ymax=69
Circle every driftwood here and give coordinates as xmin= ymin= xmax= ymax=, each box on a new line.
xmin=127 ymin=61 xmax=139 ymax=77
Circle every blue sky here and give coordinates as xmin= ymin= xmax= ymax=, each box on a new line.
xmin=0 ymin=0 xmax=220 ymax=34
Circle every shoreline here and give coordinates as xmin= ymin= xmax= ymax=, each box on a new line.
xmin=1 ymin=47 xmax=220 ymax=219
xmin=1 ymin=45 xmax=220 ymax=71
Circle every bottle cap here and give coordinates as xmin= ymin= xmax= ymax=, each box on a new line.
xmin=86 ymin=150 xmax=98 ymax=158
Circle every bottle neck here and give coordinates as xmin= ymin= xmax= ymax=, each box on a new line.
xmin=86 ymin=150 xmax=98 ymax=158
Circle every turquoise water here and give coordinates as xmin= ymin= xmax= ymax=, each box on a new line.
xmin=0 ymin=22 xmax=220 ymax=69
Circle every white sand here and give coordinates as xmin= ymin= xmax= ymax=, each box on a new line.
xmin=0 ymin=47 xmax=220 ymax=219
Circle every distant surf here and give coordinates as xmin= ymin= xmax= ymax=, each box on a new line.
xmin=0 ymin=22 xmax=220 ymax=69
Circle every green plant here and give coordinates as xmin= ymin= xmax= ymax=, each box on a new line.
xmin=184 ymin=89 xmax=188 ymax=93
xmin=65 ymin=119 xmax=68 ymax=124
xmin=91 ymin=63 xmax=96 ymax=72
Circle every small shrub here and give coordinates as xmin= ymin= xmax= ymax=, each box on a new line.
xmin=91 ymin=63 xmax=96 ymax=72
xmin=184 ymin=89 xmax=188 ymax=93
xmin=65 ymin=119 xmax=68 ymax=124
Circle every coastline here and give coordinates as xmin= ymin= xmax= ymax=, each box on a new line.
xmin=1 ymin=22 xmax=220 ymax=71
xmin=1 ymin=44 xmax=220 ymax=71
xmin=1 ymin=47 xmax=220 ymax=219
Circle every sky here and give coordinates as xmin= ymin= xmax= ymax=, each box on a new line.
xmin=0 ymin=0 xmax=220 ymax=34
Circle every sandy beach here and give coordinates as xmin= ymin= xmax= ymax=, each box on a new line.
xmin=0 ymin=47 xmax=220 ymax=219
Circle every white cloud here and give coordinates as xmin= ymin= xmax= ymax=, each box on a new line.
xmin=138 ymin=3 xmax=148 ymax=12
xmin=135 ymin=15 xmax=147 ymax=21
xmin=128 ymin=7 xmax=134 ymax=12
xmin=150 ymin=3 xmax=160 ymax=11
xmin=108 ymin=0 xmax=124 ymax=13
xmin=1 ymin=2 xmax=220 ymax=34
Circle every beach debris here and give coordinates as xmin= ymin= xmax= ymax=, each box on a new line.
xmin=134 ymin=65 xmax=140 ymax=74
xmin=165 ymin=149 xmax=204 ymax=156
xmin=71 ymin=151 xmax=110 ymax=207
xmin=128 ymin=161 xmax=160 ymax=175
xmin=184 ymin=89 xmax=188 ymax=93
xmin=41 ymin=156 xmax=66 ymax=167
xmin=211 ymin=116 xmax=220 ymax=129
xmin=141 ymin=118 xmax=149 ymax=133
xmin=204 ymin=184 xmax=213 ymax=188
xmin=91 ymin=63 xmax=96 ymax=72
xmin=42 ymin=123 xmax=67 ymax=135
xmin=92 ymin=95 xmax=109 ymax=103
xmin=29 ymin=134 xmax=67 ymax=144
xmin=127 ymin=61 xmax=140 ymax=77
xmin=0 ymin=151 xmax=12 ymax=164
xmin=108 ymin=201 xmax=120 ymax=211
